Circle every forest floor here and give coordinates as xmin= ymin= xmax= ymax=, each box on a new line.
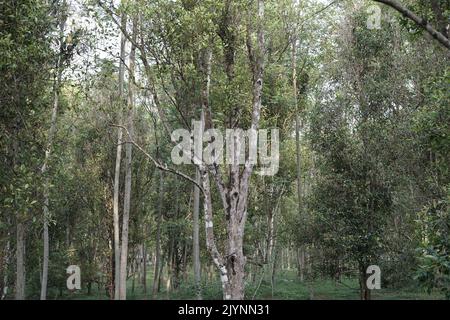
xmin=62 ymin=270 xmax=443 ymax=300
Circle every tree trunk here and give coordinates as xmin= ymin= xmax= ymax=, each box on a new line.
xmin=1 ymin=235 xmax=10 ymax=299
xmin=199 ymin=0 xmax=265 ymax=300
xmin=227 ymin=232 xmax=246 ymax=300
xmin=193 ymin=168 xmax=202 ymax=299
xmin=182 ymin=240 xmax=188 ymax=282
xmin=152 ymin=171 xmax=164 ymax=297
xmin=296 ymin=247 xmax=305 ymax=281
xmin=87 ymin=282 xmax=92 ymax=295
xmin=40 ymin=2 xmax=66 ymax=300
xmin=292 ymin=38 xmax=303 ymax=219
xmin=271 ymin=244 xmax=279 ymax=299
xmin=265 ymin=202 xmax=275 ymax=263
xmin=118 ymin=15 xmax=136 ymax=300
xmin=359 ymin=265 xmax=371 ymax=300
xmin=15 ymin=222 xmax=25 ymax=300
xmin=200 ymin=167 xmax=232 ymax=299
xmin=141 ymin=242 xmax=147 ymax=293
xmin=13 ymin=115 xmax=25 ymax=300
xmin=113 ymin=10 xmax=127 ymax=300
xmin=166 ymin=235 xmax=174 ymax=294
xmin=131 ymin=262 xmax=135 ymax=294
xmin=270 ymin=195 xmax=282 ymax=298
xmin=157 ymin=254 xmax=164 ymax=293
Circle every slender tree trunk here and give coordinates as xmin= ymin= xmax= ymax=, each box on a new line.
xmin=182 ymin=240 xmax=188 ymax=282
xmin=359 ymin=264 xmax=371 ymax=300
xmin=270 ymin=203 xmax=281 ymax=299
xmin=15 ymin=222 xmax=25 ymax=300
xmin=152 ymin=171 xmax=164 ymax=297
xmin=118 ymin=16 xmax=136 ymax=300
xmin=271 ymin=244 xmax=278 ymax=299
xmin=131 ymin=260 xmax=135 ymax=294
xmin=166 ymin=237 xmax=174 ymax=294
xmin=40 ymin=2 xmax=66 ymax=300
xmin=265 ymin=201 xmax=275 ymax=263
xmin=200 ymin=167 xmax=232 ymax=299
xmin=113 ymin=11 xmax=127 ymax=300
xmin=87 ymin=282 xmax=92 ymax=295
xmin=1 ymin=235 xmax=10 ymax=299
xmin=141 ymin=242 xmax=147 ymax=293
xmin=292 ymin=37 xmax=303 ymax=215
xmin=157 ymin=254 xmax=164 ymax=293
xmin=292 ymin=26 xmax=309 ymax=288
xmin=193 ymin=168 xmax=202 ymax=299
xmin=296 ymin=247 xmax=305 ymax=281
xmin=12 ymin=116 xmax=25 ymax=300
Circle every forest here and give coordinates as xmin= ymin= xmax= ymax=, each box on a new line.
xmin=0 ymin=0 xmax=449 ymax=301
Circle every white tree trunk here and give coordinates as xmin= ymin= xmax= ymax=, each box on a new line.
xmin=113 ymin=11 xmax=127 ymax=300
xmin=118 ymin=16 xmax=136 ymax=300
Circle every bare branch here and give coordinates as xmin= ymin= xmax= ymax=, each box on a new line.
xmin=110 ymin=124 xmax=204 ymax=193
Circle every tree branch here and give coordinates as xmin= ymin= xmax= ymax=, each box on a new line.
xmin=374 ymin=0 xmax=450 ymax=50
xmin=110 ymin=124 xmax=204 ymax=193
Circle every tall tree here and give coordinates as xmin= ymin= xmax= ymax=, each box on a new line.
xmin=112 ymin=9 xmax=127 ymax=301
xmin=40 ymin=0 xmax=68 ymax=300
xmin=118 ymin=14 xmax=137 ymax=301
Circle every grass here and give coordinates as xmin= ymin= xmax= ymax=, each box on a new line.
xmin=60 ymin=269 xmax=443 ymax=300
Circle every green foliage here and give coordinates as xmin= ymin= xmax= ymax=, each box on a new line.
xmin=415 ymin=191 xmax=450 ymax=299
xmin=1 ymin=0 xmax=449 ymax=301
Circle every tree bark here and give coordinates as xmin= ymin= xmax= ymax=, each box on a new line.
xmin=193 ymin=168 xmax=202 ymax=299
xmin=296 ymin=247 xmax=305 ymax=281
xmin=15 ymin=222 xmax=25 ymax=300
xmin=200 ymin=0 xmax=265 ymax=300
xmin=359 ymin=264 xmax=371 ymax=300
xmin=13 ymin=114 xmax=25 ymax=300
xmin=1 ymin=234 xmax=10 ymax=299
xmin=40 ymin=1 xmax=66 ymax=300
xmin=118 ymin=15 xmax=136 ymax=300
xmin=152 ymin=171 xmax=164 ymax=297
xmin=142 ymin=242 xmax=147 ymax=293
xmin=113 ymin=10 xmax=127 ymax=301
xmin=373 ymin=0 xmax=450 ymax=49
xmin=292 ymin=37 xmax=303 ymax=214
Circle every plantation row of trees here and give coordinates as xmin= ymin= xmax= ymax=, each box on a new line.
xmin=0 ymin=0 xmax=448 ymax=300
